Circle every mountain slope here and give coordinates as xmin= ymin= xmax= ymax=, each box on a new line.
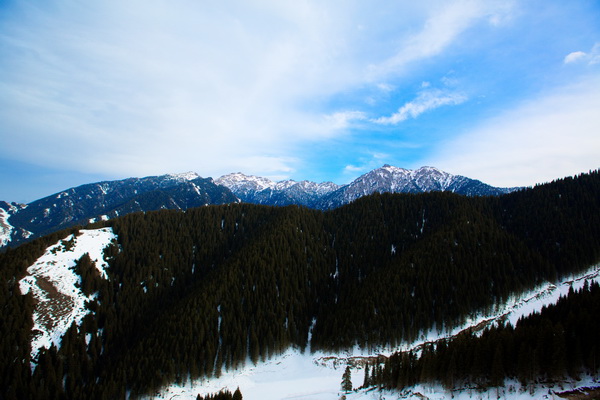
xmin=317 ymin=165 xmax=515 ymax=209
xmin=0 ymin=201 xmax=31 ymax=247
xmin=215 ymin=172 xmax=340 ymax=208
xmin=1 ymin=165 xmax=516 ymax=249
xmin=216 ymin=166 xmax=516 ymax=211
xmin=3 ymin=173 xmax=238 ymax=248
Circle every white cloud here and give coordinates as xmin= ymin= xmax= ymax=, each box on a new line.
xmin=324 ymin=111 xmax=367 ymax=130
xmin=0 ymin=0 xmax=517 ymax=182
xmin=369 ymin=0 xmax=516 ymax=79
xmin=0 ymin=1 xmax=354 ymax=178
xmin=429 ymin=76 xmax=600 ymax=187
xmin=564 ymin=51 xmax=588 ymax=64
xmin=564 ymin=43 xmax=600 ymax=65
xmin=343 ymin=152 xmax=389 ymax=177
xmin=373 ymin=89 xmax=467 ymax=125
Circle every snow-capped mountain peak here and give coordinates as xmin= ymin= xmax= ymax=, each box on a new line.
xmin=215 ymin=172 xmax=279 ymax=192
xmin=215 ymin=173 xmax=341 ymax=208
xmin=165 ymin=171 xmax=201 ymax=182
xmin=314 ymin=165 xmax=516 ymax=209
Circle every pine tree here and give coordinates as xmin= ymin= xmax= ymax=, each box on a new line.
xmin=362 ymin=364 xmax=370 ymax=388
xmin=341 ymin=366 xmax=352 ymax=392
xmin=490 ymin=344 xmax=505 ymax=387
xmin=233 ymin=387 xmax=243 ymax=400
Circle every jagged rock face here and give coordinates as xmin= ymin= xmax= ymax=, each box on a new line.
xmin=2 ymin=173 xmax=237 ymax=248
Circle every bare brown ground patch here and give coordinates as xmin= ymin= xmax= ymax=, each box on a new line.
xmin=556 ymin=387 xmax=600 ymax=400
xmin=34 ymin=276 xmax=75 ymax=333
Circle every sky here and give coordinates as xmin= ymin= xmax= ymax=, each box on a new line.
xmin=1 ymin=0 xmax=599 ymax=203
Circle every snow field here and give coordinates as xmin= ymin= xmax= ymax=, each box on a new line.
xmin=19 ymin=227 xmax=117 ymax=362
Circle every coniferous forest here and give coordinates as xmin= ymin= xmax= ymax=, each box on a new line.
xmin=0 ymin=170 xmax=599 ymax=399
xmin=366 ymin=281 xmax=600 ymax=391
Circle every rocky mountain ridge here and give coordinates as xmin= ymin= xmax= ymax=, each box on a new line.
xmin=1 ymin=165 xmax=517 ymax=248
xmin=1 ymin=173 xmax=237 ymax=248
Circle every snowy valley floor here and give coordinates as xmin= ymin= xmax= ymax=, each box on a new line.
xmin=145 ymin=346 xmax=600 ymax=400
xmin=144 ymin=265 xmax=600 ymax=400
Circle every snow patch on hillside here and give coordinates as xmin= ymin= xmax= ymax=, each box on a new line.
xmin=0 ymin=207 xmax=13 ymax=247
xmin=19 ymin=227 xmax=117 ymax=362
xmin=167 ymin=171 xmax=201 ymax=182
xmin=148 ymin=265 xmax=600 ymax=400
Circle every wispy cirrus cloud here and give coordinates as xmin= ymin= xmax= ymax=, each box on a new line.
xmin=369 ymin=1 xmax=516 ymax=79
xmin=372 ymin=89 xmax=467 ymax=125
xmin=324 ymin=111 xmax=367 ymax=130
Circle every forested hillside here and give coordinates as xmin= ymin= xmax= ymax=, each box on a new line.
xmin=367 ymin=281 xmax=600 ymax=391
xmin=1 ymin=170 xmax=599 ymax=399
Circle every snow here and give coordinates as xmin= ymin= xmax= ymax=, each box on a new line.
xmin=216 ymin=173 xmax=277 ymax=192
xmin=19 ymin=227 xmax=117 ymax=362
xmin=215 ymin=173 xmax=340 ymax=197
xmin=144 ymin=348 xmax=367 ymax=400
xmin=88 ymin=215 xmax=110 ymax=224
xmin=167 ymin=172 xmax=200 ymax=181
xmin=98 ymin=183 xmax=110 ymax=195
xmin=147 ymin=264 xmax=600 ymax=400
xmin=147 ymin=349 xmax=599 ymax=400
xmin=391 ymin=377 xmax=600 ymax=400
xmin=0 ymin=207 xmax=14 ymax=246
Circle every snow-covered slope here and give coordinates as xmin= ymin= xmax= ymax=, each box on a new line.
xmin=216 ymin=172 xmax=340 ymax=208
xmin=0 ymin=205 xmax=14 ymax=247
xmin=147 ymin=265 xmax=600 ymax=400
xmin=19 ymin=228 xmax=118 ymax=362
xmin=0 ymin=201 xmax=30 ymax=246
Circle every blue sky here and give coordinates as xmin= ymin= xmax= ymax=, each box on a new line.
xmin=1 ymin=0 xmax=599 ymax=203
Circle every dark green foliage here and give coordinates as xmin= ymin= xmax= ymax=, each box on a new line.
xmin=73 ymin=253 xmax=102 ymax=296
xmin=1 ymin=170 xmax=599 ymax=399
xmin=196 ymin=388 xmax=241 ymax=400
xmin=373 ymin=281 xmax=600 ymax=390
xmin=233 ymin=387 xmax=243 ymax=400
xmin=341 ymin=366 xmax=352 ymax=392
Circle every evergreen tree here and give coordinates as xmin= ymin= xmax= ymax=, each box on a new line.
xmin=362 ymin=364 xmax=370 ymax=388
xmin=233 ymin=387 xmax=243 ymax=400
xmin=341 ymin=366 xmax=352 ymax=392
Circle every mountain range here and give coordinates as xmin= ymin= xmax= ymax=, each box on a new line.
xmin=1 ymin=169 xmax=598 ymax=399
xmin=1 ymin=165 xmax=516 ymax=248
